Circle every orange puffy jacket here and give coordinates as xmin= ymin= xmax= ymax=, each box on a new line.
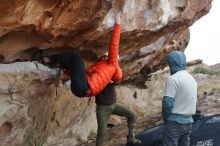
xmin=86 ymin=24 xmax=122 ymax=96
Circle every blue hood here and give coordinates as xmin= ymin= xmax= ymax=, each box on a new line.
xmin=167 ymin=51 xmax=186 ymax=75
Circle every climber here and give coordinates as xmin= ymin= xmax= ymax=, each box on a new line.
xmin=94 ymin=68 xmax=141 ymax=146
xmin=38 ymin=13 xmax=122 ymax=97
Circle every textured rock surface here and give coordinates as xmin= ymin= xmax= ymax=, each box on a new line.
xmin=0 ymin=62 xmax=98 ymax=146
xmin=0 ymin=0 xmax=211 ymax=78
xmin=0 ymin=0 xmax=213 ymax=146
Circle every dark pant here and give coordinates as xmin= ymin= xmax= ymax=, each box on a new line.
xmin=49 ymin=52 xmax=89 ymax=97
xmin=68 ymin=52 xmax=89 ymax=97
xmin=161 ymin=121 xmax=192 ymax=146
xmin=96 ymin=102 xmax=137 ymax=146
xmin=70 ymin=73 xmax=89 ymax=97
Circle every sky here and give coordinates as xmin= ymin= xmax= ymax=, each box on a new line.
xmin=185 ymin=0 xmax=220 ymax=65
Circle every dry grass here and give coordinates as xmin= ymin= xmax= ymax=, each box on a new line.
xmin=198 ymin=82 xmax=220 ymax=95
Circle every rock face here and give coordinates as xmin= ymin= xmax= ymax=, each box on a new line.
xmin=0 ymin=0 xmax=213 ymax=146
xmin=0 ymin=62 xmax=98 ymax=146
xmin=0 ymin=0 xmax=211 ymax=77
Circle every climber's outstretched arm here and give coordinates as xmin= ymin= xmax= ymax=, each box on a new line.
xmin=108 ymin=12 xmax=122 ymax=67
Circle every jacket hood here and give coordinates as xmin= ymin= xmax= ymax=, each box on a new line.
xmin=167 ymin=51 xmax=186 ymax=75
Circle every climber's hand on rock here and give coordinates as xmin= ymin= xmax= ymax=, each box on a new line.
xmin=115 ymin=12 xmax=121 ymax=24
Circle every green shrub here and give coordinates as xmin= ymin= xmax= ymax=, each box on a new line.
xmin=192 ymin=66 xmax=218 ymax=76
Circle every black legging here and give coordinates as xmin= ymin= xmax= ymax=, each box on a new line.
xmin=70 ymin=71 xmax=89 ymax=97
xmin=48 ymin=52 xmax=89 ymax=97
